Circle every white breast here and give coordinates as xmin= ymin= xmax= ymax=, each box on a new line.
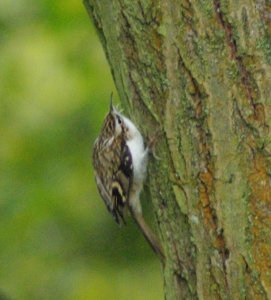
xmin=123 ymin=116 xmax=147 ymax=183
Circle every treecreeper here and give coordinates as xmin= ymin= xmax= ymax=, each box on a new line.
xmin=92 ymin=94 xmax=164 ymax=262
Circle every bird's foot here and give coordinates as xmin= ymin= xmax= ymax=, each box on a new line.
xmin=146 ymin=129 xmax=163 ymax=160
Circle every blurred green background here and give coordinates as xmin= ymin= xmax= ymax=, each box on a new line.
xmin=0 ymin=1 xmax=162 ymax=299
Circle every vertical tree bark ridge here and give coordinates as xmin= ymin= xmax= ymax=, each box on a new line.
xmin=85 ymin=0 xmax=271 ymax=299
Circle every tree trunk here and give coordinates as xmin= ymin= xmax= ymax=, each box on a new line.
xmin=84 ymin=1 xmax=271 ymax=299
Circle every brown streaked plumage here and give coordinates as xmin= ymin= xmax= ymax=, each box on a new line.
xmin=92 ymin=97 xmax=132 ymax=223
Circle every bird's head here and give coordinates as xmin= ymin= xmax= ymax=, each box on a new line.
xmin=99 ymin=93 xmax=125 ymax=141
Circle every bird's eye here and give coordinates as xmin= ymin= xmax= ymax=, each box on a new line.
xmin=117 ymin=116 xmax=122 ymax=125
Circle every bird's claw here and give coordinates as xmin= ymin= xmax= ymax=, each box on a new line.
xmin=146 ymin=129 xmax=163 ymax=160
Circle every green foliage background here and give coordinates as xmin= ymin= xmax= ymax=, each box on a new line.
xmin=0 ymin=1 xmax=162 ymax=299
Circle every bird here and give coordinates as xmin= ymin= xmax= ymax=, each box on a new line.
xmin=92 ymin=93 xmax=164 ymax=261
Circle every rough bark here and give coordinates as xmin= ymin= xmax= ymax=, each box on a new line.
xmin=84 ymin=1 xmax=271 ymax=299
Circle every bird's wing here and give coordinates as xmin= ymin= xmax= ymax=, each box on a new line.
xmin=95 ymin=171 xmax=126 ymax=224
xmin=94 ymin=172 xmax=114 ymax=212
xmin=111 ymin=143 xmax=133 ymax=224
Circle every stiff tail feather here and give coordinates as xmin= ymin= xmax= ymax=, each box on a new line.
xmin=129 ymin=207 xmax=165 ymax=264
